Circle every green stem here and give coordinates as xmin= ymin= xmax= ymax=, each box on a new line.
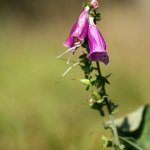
xmin=96 ymin=61 xmax=102 ymax=77
xmin=110 ymin=114 xmax=121 ymax=146
xmin=96 ymin=61 xmax=120 ymax=147
xmin=119 ymin=136 xmax=143 ymax=150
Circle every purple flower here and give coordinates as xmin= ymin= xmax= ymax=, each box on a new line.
xmin=87 ymin=17 xmax=109 ymax=65
xmin=64 ymin=6 xmax=90 ymax=49
xmin=57 ymin=6 xmax=90 ymax=64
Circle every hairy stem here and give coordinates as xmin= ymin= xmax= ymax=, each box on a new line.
xmin=96 ymin=61 xmax=120 ymax=147
xmin=110 ymin=112 xmax=120 ymax=146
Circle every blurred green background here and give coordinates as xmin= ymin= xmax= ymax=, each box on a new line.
xmin=0 ymin=0 xmax=150 ymax=149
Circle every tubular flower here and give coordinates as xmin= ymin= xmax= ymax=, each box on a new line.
xmin=87 ymin=16 xmax=109 ymax=65
xmin=57 ymin=6 xmax=90 ymax=64
xmin=64 ymin=6 xmax=90 ymax=49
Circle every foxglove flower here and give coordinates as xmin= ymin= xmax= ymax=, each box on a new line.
xmin=57 ymin=6 xmax=90 ymax=64
xmin=87 ymin=17 xmax=109 ymax=65
xmin=64 ymin=6 xmax=90 ymax=48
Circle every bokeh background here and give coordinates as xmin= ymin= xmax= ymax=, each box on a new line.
xmin=0 ymin=0 xmax=150 ymax=149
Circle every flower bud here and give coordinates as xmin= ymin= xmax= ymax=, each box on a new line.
xmin=90 ymin=0 xmax=99 ymax=9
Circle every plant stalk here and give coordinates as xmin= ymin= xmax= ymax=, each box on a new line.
xmin=96 ymin=61 xmax=120 ymax=147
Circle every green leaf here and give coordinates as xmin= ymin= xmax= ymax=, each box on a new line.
xmin=97 ymin=99 xmax=104 ymax=104
xmin=119 ymin=136 xmax=143 ymax=150
xmin=137 ymin=105 xmax=150 ymax=150
xmin=90 ymin=77 xmax=96 ymax=86
xmin=79 ymin=79 xmax=90 ymax=86
xmin=105 ymin=78 xmax=110 ymax=84
xmin=92 ymin=91 xmax=101 ymax=100
xmin=106 ymin=73 xmax=112 ymax=78
xmin=114 ymin=105 xmax=150 ymax=150
xmin=99 ymin=108 xmax=105 ymax=117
